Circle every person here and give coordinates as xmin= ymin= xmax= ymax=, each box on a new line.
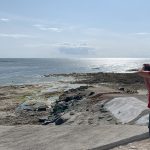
xmin=138 ymin=64 xmax=150 ymax=108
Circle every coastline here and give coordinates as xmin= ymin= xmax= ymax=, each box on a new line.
xmin=0 ymin=72 xmax=146 ymax=126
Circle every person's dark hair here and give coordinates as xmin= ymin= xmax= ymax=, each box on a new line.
xmin=143 ymin=64 xmax=150 ymax=71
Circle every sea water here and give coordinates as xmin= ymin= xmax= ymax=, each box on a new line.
xmin=0 ymin=58 xmax=150 ymax=85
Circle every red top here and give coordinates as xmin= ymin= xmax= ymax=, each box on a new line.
xmin=138 ymin=70 xmax=150 ymax=108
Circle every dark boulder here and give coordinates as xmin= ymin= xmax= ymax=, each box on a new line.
xmin=88 ymin=92 xmax=95 ymax=96
xmin=55 ymin=117 xmax=66 ymax=125
xmin=53 ymin=101 xmax=68 ymax=114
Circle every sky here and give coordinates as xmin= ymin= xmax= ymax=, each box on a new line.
xmin=0 ymin=0 xmax=150 ymax=58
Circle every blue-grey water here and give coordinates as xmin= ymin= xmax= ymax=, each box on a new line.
xmin=0 ymin=58 xmax=150 ymax=85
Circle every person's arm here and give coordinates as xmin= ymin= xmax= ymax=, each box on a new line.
xmin=138 ymin=68 xmax=150 ymax=79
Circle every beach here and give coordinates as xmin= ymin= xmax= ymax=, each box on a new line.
xmin=0 ymin=72 xmax=146 ymax=126
xmin=0 ymin=72 xmax=150 ymax=149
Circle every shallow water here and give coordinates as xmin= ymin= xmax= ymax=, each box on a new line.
xmin=0 ymin=58 xmax=150 ymax=85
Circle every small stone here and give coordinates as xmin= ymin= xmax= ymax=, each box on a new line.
xmin=88 ymin=92 xmax=95 ymax=96
xmin=100 ymin=109 xmax=108 ymax=113
xmin=37 ymin=106 xmax=47 ymax=111
xmin=100 ymin=104 xmax=104 ymax=108
xmin=129 ymin=145 xmax=137 ymax=149
xmin=42 ymin=121 xmax=51 ymax=125
xmin=39 ymin=116 xmax=48 ymax=123
xmin=55 ymin=117 xmax=66 ymax=125
xmin=98 ymin=116 xmax=104 ymax=119
xmin=70 ymin=111 xmax=75 ymax=115
xmin=88 ymin=118 xmax=94 ymax=124
xmin=107 ymin=117 xmax=113 ymax=121
xmin=118 ymin=87 xmax=124 ymax=91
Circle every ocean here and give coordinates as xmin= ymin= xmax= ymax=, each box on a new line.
xmin=0 ymin=58 xmax=150 ymax=85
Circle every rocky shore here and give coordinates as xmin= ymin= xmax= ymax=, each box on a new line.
xmin=0 ymin=72 xmax=146 ymax=126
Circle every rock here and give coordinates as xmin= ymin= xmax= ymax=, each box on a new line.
xmin=88 ymin=118 xmax=94 ymax=124
xmin=48 ymin=115 xmax=60 ymax=123
xmin=100 ymin=108 xmax=108 ymax=113
xmin=98 ymin=116 xmax=104 ymax=119
xmin=43 ymin=74 xmax=50 ymax=77
xmin=55 ymin=117 xmax=65 ymax=125
xmin=37 ymin=106 xmax=47 ymax=111
xmin=61 ymin=113 xmax=71 ymax=120
xmin=53 ymin=102 xmax=68 ymax=114
xmin=107 ymin=117 xmax=113 ymax=121
xmin=100 ymin=104 xmax=104 ymax=108
xmin=64 ymin=96 xmax=73 ymax=102
xmin=70 ymin=111 xmax=75 ymax=115
xmin=42 ymin=121 xmax=52 ymax=125
xmin=77 ymin=86 xmax=89 ymax=91
xmin=104 ymin=97 xmax=147 ymax=124
xmin=63 ymin=95 xmax=82 ymax=102
xmin=118 ymin=87 xmax=124 ymax=91
xmin=92 ymin=103 xmax=102 ymax=112
xmin=16 ymin=100 xmax=48 ymax=112
xmin=33 ymin=102 xmax=48 ymax=111
xmin=129 ymin=145 xmax=137 ymax=149
xmin=39 ymin=116 xmax=49 ymax=123
xmin=88 ymin=92 xmax=95 ymax=96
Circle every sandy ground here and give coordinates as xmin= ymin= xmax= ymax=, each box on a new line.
xmin=0 ymin=84 xmax=52 ymax=125
xmin=0 ymin=83 xmax=121 ymax=125
xmin=0 ymin=124 xmax=148 ymax=150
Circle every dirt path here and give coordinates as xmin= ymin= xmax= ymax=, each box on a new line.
xmin=0 ymin=125 xmax=148 ymax=150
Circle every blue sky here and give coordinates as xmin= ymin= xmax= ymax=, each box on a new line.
xmin=0 ymin=0 xmax=150 ymax=58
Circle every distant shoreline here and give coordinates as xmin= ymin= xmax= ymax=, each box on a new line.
xmin=0 ymin=72 xmax=144 ymax=87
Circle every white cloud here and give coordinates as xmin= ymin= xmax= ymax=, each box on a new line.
xmin=0 ymin=18 xmax=10 ymax=22
xmin=0 ymin=33 xmax=37 ymax=39
xmin=135 ymin=32 xmax=150 ymax=35
xmin=33 ymin=24 xmax=62 ymax=32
